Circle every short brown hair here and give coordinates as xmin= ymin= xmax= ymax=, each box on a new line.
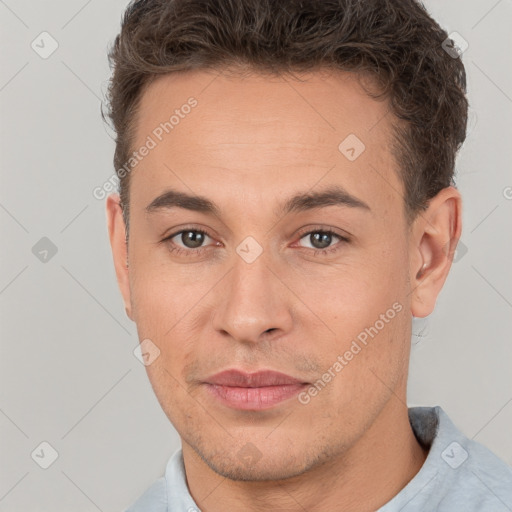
xmin=103 ymin=0 xmax=468 ymax=230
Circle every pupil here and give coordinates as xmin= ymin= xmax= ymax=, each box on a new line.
xmin=311 ymin=232 xmax=331 ymax=249
xmin=183 ymin=231 xmax=204 ymax=248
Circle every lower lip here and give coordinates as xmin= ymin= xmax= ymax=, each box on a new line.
xmin=204 ymin=383 xmax=307 ymax=410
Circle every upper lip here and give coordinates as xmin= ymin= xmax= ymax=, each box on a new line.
xmin=205 ymin=369 xmax=306 ymax=387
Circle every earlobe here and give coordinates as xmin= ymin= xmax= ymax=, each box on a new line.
xmin=409 ymin=186 xmax=462 ymax=318
xmin=106 ymin=193 xmax=134 ymax=321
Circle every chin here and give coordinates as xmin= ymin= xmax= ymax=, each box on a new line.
xmin=195 ymin=444 xmax=321 ymax=482
xmin=206 ymin=459 xmax=307 ymax=482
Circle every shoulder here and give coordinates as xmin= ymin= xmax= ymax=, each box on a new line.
xmin=380 ymin=406 xmax=512 ymax=512
xmin=124 ymin=476 xmax=167 ymax=512
xmin=420 ymin=406 xmax=512 ymax=511
xmin=443 ymin=430 xmax=512 ymax=511
xmin=123 ymin=448 xmax=201 ymax=512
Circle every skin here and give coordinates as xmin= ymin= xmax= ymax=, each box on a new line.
xmin=106 ymin=68 xmax=462 ymax=511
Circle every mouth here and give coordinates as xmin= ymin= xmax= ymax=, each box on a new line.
xmin=203 ymin=369 xmax=310 ymax=411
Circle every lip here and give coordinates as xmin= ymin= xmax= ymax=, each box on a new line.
xmin=203 ymin=369 xmax=309 ymax=411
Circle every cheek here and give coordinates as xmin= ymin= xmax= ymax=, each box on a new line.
xmin=130 ymin=264 xmax=204 ymax=371
xmin=129 ymin=256 xmax=194 ymax=333
xmin=145 ymin=361 xmax=200 ymax=432
xmin=300 ymin=256 xmax=409 ymax=397
xmin=311 ymin=305 xmax=409 ymax=429
xmin=294 ymin=259 xmax=404 ymax=339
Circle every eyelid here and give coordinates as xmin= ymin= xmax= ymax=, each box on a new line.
xmin=294 ymin=225 xmax=351 ymax=242
xmin=161 ymin=223 xmax=215 ymax=240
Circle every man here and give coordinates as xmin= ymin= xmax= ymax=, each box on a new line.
xmin=103 ymin=0 xmax=512 ymax=510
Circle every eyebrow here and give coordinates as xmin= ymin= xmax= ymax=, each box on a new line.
xmin=145 ymin=185 xmax=371 ymax=218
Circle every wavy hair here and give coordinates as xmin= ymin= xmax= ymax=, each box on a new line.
xmin=103 ymin=0 xmax=468 ymax=228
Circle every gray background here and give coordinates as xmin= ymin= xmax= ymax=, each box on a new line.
xmin=1 ymin=0 xmax=511 ymax=510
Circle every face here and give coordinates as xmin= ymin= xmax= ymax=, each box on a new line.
xmin=107 ymin=68 xmax=446 ymax=481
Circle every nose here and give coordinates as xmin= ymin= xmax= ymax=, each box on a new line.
xmin=212 ymin=255 xmax=294 ymax=345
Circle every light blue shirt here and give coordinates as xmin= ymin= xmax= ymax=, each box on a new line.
xmin=126 ymin=406 xmax=512 ymax=511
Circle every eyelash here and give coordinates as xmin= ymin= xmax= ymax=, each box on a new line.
xmin=160 ymin=227 xmax=349 ymax=258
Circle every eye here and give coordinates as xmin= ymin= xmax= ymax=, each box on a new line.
xmin=172 ymin=229 xmax=211 ymax=249
xmin=296 ymin=228 xmax=349 ymax=255
xmin=160 ymin=226 xmax=349 ymax=258
xmin=161 ymin=228 xmax=216 ymax=257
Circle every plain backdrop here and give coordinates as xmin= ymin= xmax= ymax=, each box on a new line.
xmin=1 ymin=0 xmax=511 ymax=510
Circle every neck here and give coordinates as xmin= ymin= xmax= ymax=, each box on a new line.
xmin=182 ymin=398 xmax=428 ymax=512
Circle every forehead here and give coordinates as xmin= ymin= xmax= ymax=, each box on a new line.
xmin=130 ymin=68 xmax=403 ymax=223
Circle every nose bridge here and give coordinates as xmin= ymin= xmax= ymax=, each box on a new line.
xmin=212 ymin=248 xmax=292 ymax=343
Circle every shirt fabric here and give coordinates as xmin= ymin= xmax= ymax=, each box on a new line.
xmin=125 ymin=406 xmax=512 ymax=511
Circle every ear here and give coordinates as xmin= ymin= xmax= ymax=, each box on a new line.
xmin=106 ymin=193 xmax=134 ymax=321
xmin=409 ymin=186 xmax=463 ymax=318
